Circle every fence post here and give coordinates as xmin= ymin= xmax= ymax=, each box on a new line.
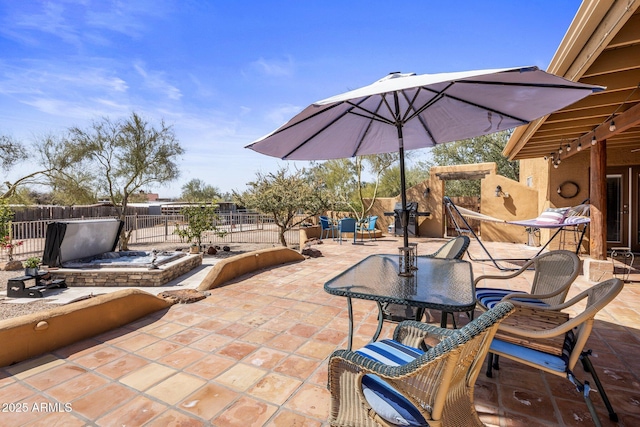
xmin=164 ymin=216 xmax=168 ymax=239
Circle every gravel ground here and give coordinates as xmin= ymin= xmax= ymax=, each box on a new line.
xmin=0 ymin=242 xmax=279 ymax=321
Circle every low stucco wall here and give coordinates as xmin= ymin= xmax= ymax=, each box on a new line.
xmin=0 ymin=289 xmax=173 ymax=367
xmin=198 ymin=247 xmax=305 ymax=291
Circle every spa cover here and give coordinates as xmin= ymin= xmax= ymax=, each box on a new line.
xmin=42 ymin=219 xmax=124 ymax=267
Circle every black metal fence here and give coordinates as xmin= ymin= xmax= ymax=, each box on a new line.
xmin=1 ymin=213 xmax=303 ymax=262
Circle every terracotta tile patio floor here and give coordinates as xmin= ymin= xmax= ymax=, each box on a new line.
xmin=1 ymin=236 xmax=639 ymax=426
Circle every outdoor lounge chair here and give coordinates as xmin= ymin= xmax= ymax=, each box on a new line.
xmin=357 ymin=215 xmax=378 ymax=241
xmin=473 ymin=249 xmax=581 ymax=318
xmin=444 ymin=196 xmax=590 ymax=270
xmin=338 ymin=217 xmax=357 ymax=245
xmin=320 ymin=216 xmax=337 ymax=240
xmin=487 ymin=278 xmax=623 ymax=425
xmin=328 ymin=302 xmax=515 ymax=427
xmin=382 ymin=236 xmax=471 ymax=324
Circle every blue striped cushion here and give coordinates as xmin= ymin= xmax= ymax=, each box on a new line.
xmin=490 ymin=329 xmax=577 ymax=373
xmin=356 ymin=340 xmax=427 ymax=426
xmin=476 ymin=288 xmax=550 ymax=309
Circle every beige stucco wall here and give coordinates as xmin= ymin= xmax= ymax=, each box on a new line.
xmin=364 ymin=162 xmax=538 ymax=243
xmin=481 ymin=174 xmax=539 ymax=244
xmin=0 ymin=289 xmax=174 ymax=367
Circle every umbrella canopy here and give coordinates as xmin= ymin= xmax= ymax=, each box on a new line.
xmin=246 ymin=66 xmax=603 ymax=250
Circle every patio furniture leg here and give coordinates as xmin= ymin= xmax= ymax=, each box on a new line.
xmin=567 ymin=372 xmax=603 ymax=427
xmin=346 ymin=297 xmax=353 ymax=351
xmin=580 ymin=350 xmax=618 ymax=422
xmin=372 ymin=301 xmax=384 ymax=342
xmin=485 ymin=353 xmax=500 ymax=377
xmin=440 ymin=311 xmax=459 ymax=329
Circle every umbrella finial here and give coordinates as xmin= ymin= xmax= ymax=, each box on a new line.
xmin=379 ymin=72 xmax=416 ymax=83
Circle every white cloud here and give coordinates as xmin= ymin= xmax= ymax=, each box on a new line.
xmin=134 ymin=62 xmax=182 ymax=100
xmin=250 ymin=56 xmax=295 ymax=77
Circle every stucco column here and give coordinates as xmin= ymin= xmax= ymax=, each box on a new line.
xmin=589 ymin=139 xmax=607 ymax=260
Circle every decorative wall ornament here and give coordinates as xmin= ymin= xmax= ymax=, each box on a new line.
xmin=557 ymin=181 xmax=580 ymax=199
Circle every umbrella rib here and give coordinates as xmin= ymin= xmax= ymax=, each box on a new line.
xmin=444 ymin=92 xmax=529 ymax=123
xmin=400 ymin=88 xmax=438 ymax=143
xmin=416 ymin=84 xmax=529 ymax=124
xmin=350 ymin=97 xmax=386 ymax=157
xmin=347 ymin=108 xmax=395 ymax=126
xmin=280 ymin=98 xmax=373 ymax=159
xmin=403 ymin=82 xmax=453 ymax=122
xmin=400 ymin=88 xmax=422 ymax=123
xmin=345 ymin=97 xmax=397 ymax=126
xmin=264 ymin=101 xmax=344 ymax=141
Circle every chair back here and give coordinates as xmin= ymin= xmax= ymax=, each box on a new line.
xmin=529 ymin=250 xmax=580 ymax=306
xmin=432 ymin=236 xmax=470 ymax=259
xmin=319 ymin=216 xmax=331 ymax=230
xmin=364 ymin=216 xmax=378 ymax=231
xmin=564 ymin=278 xmax=623 ymax=369
xmin=393 ymin=302 xmax=515 ymax=420
xmin=339 ymin=218 xmax=356 ymax=233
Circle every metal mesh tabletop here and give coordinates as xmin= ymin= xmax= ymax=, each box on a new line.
xmin=324 ymin=254 xmax=476 ymax=312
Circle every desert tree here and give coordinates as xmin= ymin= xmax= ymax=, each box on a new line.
xmin=180 ymin=178 xmax=222 ymax=203
xmin=66 ymin=112 xmax=184 ymax=249
xmin=1 ymin=132 xmax=93 ymax=203
xmin=233 ymin=166 xmax=330 ymax=247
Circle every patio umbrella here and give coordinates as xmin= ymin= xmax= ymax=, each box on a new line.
xmin=246 ymin=66 xmax=603 ymax=252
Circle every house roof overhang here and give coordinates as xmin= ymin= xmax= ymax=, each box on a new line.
xmin=504 ymin=0 xmax=640 ymax=161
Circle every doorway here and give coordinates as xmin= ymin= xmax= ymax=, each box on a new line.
xmin=606 ymin=166 xmax=640 ymax=252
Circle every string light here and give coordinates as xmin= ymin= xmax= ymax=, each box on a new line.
xmin=577 ymin=142 xmax=582 ymax=151
xmin=591 ymin=135 xmax=597 ymax=145
xmin=609 ymin=120 xmax=616 ymax=132
xmin=566 ymin=144 xmax=571 ymax=152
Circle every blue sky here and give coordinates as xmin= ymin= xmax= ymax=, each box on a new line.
xmin=0 ymin=1 xmax=581 ymax=198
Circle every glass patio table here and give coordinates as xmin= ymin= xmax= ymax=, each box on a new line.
xmin=324 ymin=254 xmax=476 ymax=350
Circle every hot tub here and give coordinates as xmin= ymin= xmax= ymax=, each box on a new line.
xmin=62 ymin=250 xmax=186 ymax=269
xmin=42 ymin=219 xmax=201 ymax=287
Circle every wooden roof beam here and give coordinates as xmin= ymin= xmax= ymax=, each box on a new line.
xmin=559 ymin=101 xmax=640 ymax=161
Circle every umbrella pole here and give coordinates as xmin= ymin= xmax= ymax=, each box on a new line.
xmin=394 ymin=92 xmax=410 ymax=250
xmin=396 ymin=115 xmax=412 ymax=277
xmin=398 ymin=136 xmax=409 ymax=249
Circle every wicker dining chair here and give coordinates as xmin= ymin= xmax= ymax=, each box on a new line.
xmin=487 ymin=278 xmax=623 ymax=425
xmin=328 ymin=302 xmax=515 ymax=427
xmin=472 ymin=249 xmax=581 ymax=318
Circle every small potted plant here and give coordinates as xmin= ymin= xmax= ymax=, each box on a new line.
xmin=24 ymin=256 xmax=41 ymax=277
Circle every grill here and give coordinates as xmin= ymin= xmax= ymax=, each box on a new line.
xmin=384 ymin=202 xmax=430 ymax=236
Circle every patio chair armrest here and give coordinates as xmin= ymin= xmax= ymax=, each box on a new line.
xmin=498 ymin=320 xmax=576 ymax=339
xmin=473 ymin=267 xmax=530 ymax=285
xmin=329 ymin=349 xmax=392 ymax=378
xmin=393 ymin=320 xmax=457 ymax=348
xmin=329 ymin=347 xmax=444 ymax=382
xmin=501 ymin=289 xmax=566 ymax=303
